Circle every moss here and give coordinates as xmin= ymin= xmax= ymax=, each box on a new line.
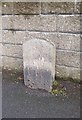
xmin=51 ymin=80 xmax=67 ymax=96
xmin=53 ymin=80 xmax=59 ymax=86
xmin=51 ymin=88 xmax=66 ymax=96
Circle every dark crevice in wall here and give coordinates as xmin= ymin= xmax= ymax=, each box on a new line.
xmin=2 ymin=29 xmax=27 ymax=31
xmin=41 ymin=13 xmax=81 ymax=15
xmin=2 ymin=55 xmax=23 ymax=59
xmin=1 ymin=42 xmax=22 ymax=45
xmin=2 ymin=13 xmax=40 ymax=15
xmin=2 ymin=29 xmax=81 ymax=34
xmin=56 ymin=64 xmax=80 ymax=69
xmin=2 ymin=13 xmax=82 ymax=15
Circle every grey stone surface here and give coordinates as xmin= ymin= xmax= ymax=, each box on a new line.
xmin=27 ymin=32 xmax=80 ymax=51
xmin=2 ymin=56 xmax=23 ymax=70
xmin=57 ymin=15 xmax=80 ymax=32
xmin=26 ymin=31 xmax=57 ymax=44
xmin=2 ymin=15 xmax=13 ymax=29
xmin=2 ymin=2 xmax=82 ymax=15
xmin=13 ymin=15 xmax=26 ymax=30
xmin=56 ymin=50 xmax=80 ymax=68
xmin=23 ymin=39 xmax=56 ymax=92
xmin=80 ymin=52 xmax=82 ymax=69
xmin=0 ymin=30 xmax=2 ymax=42
xmin=2 ymin=30 xmax=14 ymax=43
xmin=2 ymin=30 xmax=57 ymax=44
xmin=41 ymin=2 xmax=74 ymax=14
xmin=0 ymin=43 xmax=2 ymax=56
xmin=74 ymin=2 xmax=82 ymax=13
xmin=39 ymin=15 xmax=56 ymax=31
xmin=3 ymin=31 xmax=80 ymax=52
xmin=2 ymin=2 xmax=13 ymax=15
xmin=13 ymin=2 xmax=41 ymax=15
xmin=2 ymin=2 xmax=41 ymax=15
xmin=2 ymin=15 xmax=56 ymax=31
xmin=0 ymin=2 xmax=2 ymax=15
xmin=56 ymin=65 xmax=80 ymax=81
xmin=0 ymin=17 xmax=2 ymax=30
xmin=3 ymin=44 xmax=22 ymax=58
xmin=57 ymin=33 xmax=80 ymax=51
xmin=13 ymin=15 xmax=56 ymax=31
xmin=2 ymin=14 xmax=80 ymax=32
xmin=2 ymin=30 xmax=26 ymax=44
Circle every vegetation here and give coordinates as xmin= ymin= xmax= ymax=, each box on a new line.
xmin=51 ymin=80 xmax=67 ymax=96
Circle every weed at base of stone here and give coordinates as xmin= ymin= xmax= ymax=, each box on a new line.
xmin=51 ymin=80 xmax=67 ymax=96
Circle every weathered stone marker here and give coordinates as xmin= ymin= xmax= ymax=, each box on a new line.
xmin=23 ymin=39 xmax=56 ymax=92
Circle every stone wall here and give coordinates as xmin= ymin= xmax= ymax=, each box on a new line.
xmin=0 ymin=2 xmax=82 ymax=82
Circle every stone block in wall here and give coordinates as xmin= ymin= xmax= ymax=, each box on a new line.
xmin=0 ymin=18 xmax=1 ymax=27
xmin=2 ymin=2 xmax=13 ymax=15
xmin=2 ymin=56 xmax=23 ymax=71
xmin=6 ymin=14 xmax=79 ymax=32
xmin=57 ymin=33 xmax=80 ymax=51
xmin=74 ymin=2 xmax=82 ymax=13
xmin=0 ymin=16 xmax=2 ymax=30
xmin=81 ymin=35 xmax=82 ymax=52
xmin=2 ymin=30 xmax=14 ymax=43
xmin=14 ymin=15 xmax=56 ymax=31
xmin=56 ymin=50 xmax=80 ymax=68
xmin=2 ymin=44 xmax=22 ymax=58
xmin=13 ymin=15 xmax=26 ymax=30
xmin=56 ymin=65 xmax=80 ymax=81
xmin=2 ymin=15 xmax=13 ymax=29
xmin=2 ymin=2 xmax=41 ymax=15
xmin=80 ymin=2 xmax=82 ymax=13
xmin=0 ymin=43 xmax=2 ymax=56
xmin=38 ymin=15 xmax=56 ymax=31
xmin=2 ymin=30 xmax=26 ymax=44
xmin=2 ymin=15 xmax=57 ymax=31
xmin=0 ymin=4 xmax=1 ymax=15
xmin=0 ymin=30 xmax=2 ymax=42
xmin=25 ymin=15 xmax=40 ymax=31
xmin=80 ymin=52 xmax=82 ymax=69
xmin=80 ymin=15 xmax=82 ymax=32
xmin=2 ymin=15 xmax=27 ymax=30
xmin=41 ymin=2 xmax=74 ymax=14
xmin=57 ymin=15 xmax=80 ymax=32
xmin=13 ymin=2 xmax=41 ymax=15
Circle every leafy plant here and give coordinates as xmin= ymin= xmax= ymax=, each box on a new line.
xmin=51 ymin=80 xmax=67 ymax=96
xmin=53 ymin=80 xmax=59 ymax=86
